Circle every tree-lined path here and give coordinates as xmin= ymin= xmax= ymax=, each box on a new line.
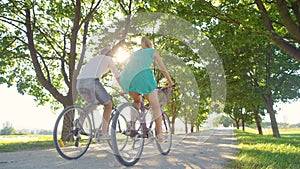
xmin=0 ymin=128 xmax=237 ymax=169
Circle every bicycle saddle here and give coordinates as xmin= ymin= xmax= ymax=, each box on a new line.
xmin=79 ymin=88 xmax=93 ymax=101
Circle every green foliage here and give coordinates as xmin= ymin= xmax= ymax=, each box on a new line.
xmin=234 ymin=129 xmax=300 ymax=169
xmin=0 ymin=126 xmax=17 ymax=135
xmin=1 ymin=0 xmax=299 ymax=132
xmin=213 ymin=115 xmax=234 ymax=127
xmin=192 ymin=0 xmax=300 ymax=135
xmin=0 ymin=0 xmax=106 ymax=107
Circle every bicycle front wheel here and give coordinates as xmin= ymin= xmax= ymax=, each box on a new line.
xmin=110 ymin=103 xmax=144 ymax=167
xmin=156 ymin=112 xmax=172 ymax=155
xmin=53 ymin=105 xmax=93 ymax=160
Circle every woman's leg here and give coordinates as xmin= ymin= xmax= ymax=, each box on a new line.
xmin=129 ymin=92 xmax=142 ymax=109
xmin=129 ymin=92 xmax=142 ymax=129
xmin=145 ymin=90 xmax=162 ymax=136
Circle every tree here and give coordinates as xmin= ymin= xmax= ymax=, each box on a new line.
xmin=183 ymin=0 xmax=300 ymax=61
xmin=0 ymin=0 xmax=104 ymax=108
xmin=255 ymin=0 xmax=300 ymax=61
xmin=0 ymin=0 xmax=133 ymax=140
xmin=192 ymin=1 xmax=300 ymax=137
xmin=200 ymin=0 xmax=300 ymax=137
xmin=0 ymin=126 xmax=16 ymax=135
xmin=8 ymin=0 xmax=299 ymax=139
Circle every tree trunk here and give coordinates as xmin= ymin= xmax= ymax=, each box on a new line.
xmin=190 ymin=120 xmax=194 ymax=133
xmin=171 ymin=116 xmax=176 ymax=134
xmin=242 ymin=120 xmax=245 ymax=131
xmin=185 ymin=121 xmax=188 ymax=134
xmin=61 ymin=100 xmax=74 ymax=141
xmin=263 ymin=94 xmax=280 ymax=137
xmin=254 ymin=107 xmax=263 ymax=135
xmin=262 ymin=44 xmax=280 ymax=137
xmin=235 ymin=120 xmax=240 ymax=129
xmin=61 ymin=110 xmax=75 ymax=141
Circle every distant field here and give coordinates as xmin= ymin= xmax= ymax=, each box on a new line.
xmin=0 ymin=135 xmax=53 ymax=152
xmin=233 ymin=128 xmax=300 ymax=169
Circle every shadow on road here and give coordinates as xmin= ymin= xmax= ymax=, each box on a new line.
xmin=0 ymin=128 xmax=238 ymax=169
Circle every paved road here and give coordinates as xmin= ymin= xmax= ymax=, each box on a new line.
xmin=0 ymin=128 xmax=238 ymax=169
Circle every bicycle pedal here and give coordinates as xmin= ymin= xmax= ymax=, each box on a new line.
xmin=96 ymin=138 xmax=101 ymax=144
xmin=130 ymin=130 xmax=139 ymax=137
xmin=59 ymin=138 xmax=65 ymax=147
xmin=75 ymin=137 xmax=80 ymax=147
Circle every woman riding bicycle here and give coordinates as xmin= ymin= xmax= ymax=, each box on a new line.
xmin=119 ymin=36 xmax=174 ymax=142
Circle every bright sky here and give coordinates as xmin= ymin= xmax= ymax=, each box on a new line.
xmin=0 ymin=84 xmax=299 ymax=130
xmin=0 ymin=85 xmax=57 ymax=130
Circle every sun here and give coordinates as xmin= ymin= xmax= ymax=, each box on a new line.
xmin=113 ymin=47 xmax=130 ymax=63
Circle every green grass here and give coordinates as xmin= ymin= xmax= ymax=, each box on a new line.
xmin=0 ymin=135 xmax=54 ymax=152
xmin=233 ymin=128 xmax=300 ymax=169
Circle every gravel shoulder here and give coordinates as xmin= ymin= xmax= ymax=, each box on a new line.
xmin=0 ymin=128 xmax=238 ymax=169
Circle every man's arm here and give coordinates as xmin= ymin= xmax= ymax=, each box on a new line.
xmin=108 ymin=58 xmax=121 ymax=85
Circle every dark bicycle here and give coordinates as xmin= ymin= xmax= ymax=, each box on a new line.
xmin=53 ymin=89 xmax=127 ymax=160
xmin=110 ymin=86 xmax=174 ymax=166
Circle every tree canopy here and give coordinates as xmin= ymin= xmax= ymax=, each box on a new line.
xmin=1 ymin=0 xmax=299 ymax=137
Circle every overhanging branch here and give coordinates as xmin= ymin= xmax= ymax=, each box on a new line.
xmin=25 ymin=7 xmax=66 ymax=103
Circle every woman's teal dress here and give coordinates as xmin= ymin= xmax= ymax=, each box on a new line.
xmin=120 ymin=48 xmax=157 ymax=94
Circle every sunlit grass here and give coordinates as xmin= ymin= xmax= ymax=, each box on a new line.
xmin=0 ymin=135 xmax=53 ymax=152
xmin=233 ymin=128 xmax=300 ymax=169
xmin=245 ymin=127 xmax=300 ymax=135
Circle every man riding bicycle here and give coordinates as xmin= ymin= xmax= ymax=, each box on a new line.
xmin=76 ymin=48 xmax=120 ymax=140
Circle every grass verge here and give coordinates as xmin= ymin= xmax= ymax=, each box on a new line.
xmin=233 ymin=128 xmax=300 ymax=169
xmin=0 ymin=135 xmax=53 ymax=152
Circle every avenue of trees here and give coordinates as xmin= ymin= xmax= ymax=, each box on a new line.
xmin=1 ymin=0 xmax=299 ymax=138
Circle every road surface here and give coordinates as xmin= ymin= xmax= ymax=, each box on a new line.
xmin=0 ymin=128 xmax=238 ymax=169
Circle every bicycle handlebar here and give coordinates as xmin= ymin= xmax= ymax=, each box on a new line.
xmin=111 ymin=84 xmax=176 ymax=98
xmin=157 ymin=84 xmax=176 ymax=90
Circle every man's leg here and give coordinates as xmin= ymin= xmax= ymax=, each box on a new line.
xmin=101 ymin=100 xmax=112 ymax=135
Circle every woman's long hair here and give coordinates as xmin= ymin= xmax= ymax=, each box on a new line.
xmin=141 ymin=37 xmax=153 ymax=48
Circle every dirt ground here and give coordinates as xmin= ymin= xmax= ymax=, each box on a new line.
xmin=0 ymin=128 xmax=238 ymax=169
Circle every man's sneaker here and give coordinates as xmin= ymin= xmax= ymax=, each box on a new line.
xmin=73 ymin=119 xmax=81 ymax=128
xmin=97 ymin=133 xmax=111 ymax=143
xmin=156 ymin=135 xmax=168 ymax=143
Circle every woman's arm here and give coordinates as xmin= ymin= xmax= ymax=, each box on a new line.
xmin=154 ymin=50 xmax=174 ymax=87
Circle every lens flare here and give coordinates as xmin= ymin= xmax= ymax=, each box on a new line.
xmin=113 ymin=47 xmax=130 ymax=63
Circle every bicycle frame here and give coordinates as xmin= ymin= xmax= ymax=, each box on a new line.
xmin=80 ymin=94 xmax=122 ymax=138
xmin=135 ymin=99 xmax=168 ymax=140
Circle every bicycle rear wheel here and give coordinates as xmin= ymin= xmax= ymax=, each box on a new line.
xmin=107 ymin=110 xmax=118 ymax=149
xmin=53 ymin=105 xmax=93 ymax=160
xmin=156 ymin=112 xmax=172 ymax=155
xmin=110 ymin=103 xmax=144 ymax=166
